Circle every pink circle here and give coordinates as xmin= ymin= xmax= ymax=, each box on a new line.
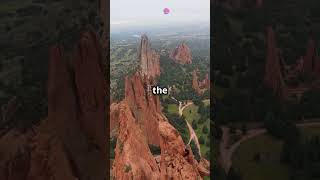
xmin=163 ymin=8 xmax=170 ymax=14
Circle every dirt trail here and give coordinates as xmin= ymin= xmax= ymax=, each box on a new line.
xmin=177 ymin=101 xmax=202 ymax=156
xmin=178 ymin=101 xmax=193 ymax=117
xmin=219 ymin=122 xmax=320 ymax=173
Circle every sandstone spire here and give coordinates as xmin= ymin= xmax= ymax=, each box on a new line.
xmin=264 ymin=27 xmax=287 ymax=99
xmin=139 ymin=35 xmax=161 ymax=79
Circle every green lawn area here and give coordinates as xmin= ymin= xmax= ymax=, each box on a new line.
xmin=183 ymin=104 xmax=200 ymax=123
xmin=167 ymin=104 xmax=178 ymax=115
xmin=232 ymin=135 xmax=290 ymax=180
xmin=232 ymin=126 xmax=320 ymax=180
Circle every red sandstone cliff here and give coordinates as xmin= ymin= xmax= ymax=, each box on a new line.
xmin=139 ymin=35 xmax=161 ymax=79
xmin=159 ymin=120 xmax=205 ymax=179
xmin=111 ymin=72 xmax=162 ymax=145
xmin=111 ymin=99 xmax=209 ymax=179
xmin=112 ymin=102 xmax=160 ymax=180
xmin=170 ymin=43 xmax=192 ymax=64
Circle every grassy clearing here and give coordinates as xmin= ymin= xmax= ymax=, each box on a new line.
xmin=233 ymin=126 xmax=320 ymax=180
xmin=232 ymin=134 xmax=290 ymax=180
xmin=183 ymin=104 xmax=200 ymax=123
xmin=167 ymin=104 xmax=178 ymax=115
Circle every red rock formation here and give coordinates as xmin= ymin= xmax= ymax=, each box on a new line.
xmin=170 ymin=43 xmax=192 ymax=64
xmin=26 ymin=26 xmax=108 ymax=180
xmin=139 ymin=35 xmax=161 ymax=79
xmin=264 ymin=27 xmax=288 ymax=99
xmin=112 ymin=102 xmax=160 ymax=180
xmin=124 ymin=72 xmax=162 ymax=145
xmin=112 ymin=100 xmax=209 ymax=179
xmin=192 ymin=69 xmax=210 ymax=95
xmin=0 ymin=26 xmax=108 ymax=180
xmin=71 ymin=27 xmax=107 ymax=153
xmin=111 ymin=68 xmax=210 ymax=178
xmin=158 ymin=120 xmax=204 ymax=179
xmin=27 ymin=132 xmax=76 ymax=180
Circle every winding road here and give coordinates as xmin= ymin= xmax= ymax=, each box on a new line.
xmin=219 ymin=122 xmax=320 ymax=173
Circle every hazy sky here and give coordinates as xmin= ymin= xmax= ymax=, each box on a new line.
xmin=111 ymin=0 xmax=210 ymax=30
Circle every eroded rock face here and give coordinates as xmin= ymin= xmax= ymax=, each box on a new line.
xmin=112 ymin=102 xmax=160 ymax=180
xmin=27 ymin=132 xmax=76 ymax=180
xmin=140 ymin=35 xmax=161 ymax=79
xmin=124 ymin=72 xmax=162 ymax=145
xmin=170 ymin=43 xmax=192 ymax=64
xmin=192 ymin=69 xmax=210 ymax=95
xmin=71 ymin=27 xmax=107 ymax=153
xmin=47 ymin=26 xmax=107 ymax=180
xmin=159 ymin=120 xmax=203 ymax=179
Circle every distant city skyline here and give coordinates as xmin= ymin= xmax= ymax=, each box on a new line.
xmin=111 ymin=0 xmax=210 ymax=31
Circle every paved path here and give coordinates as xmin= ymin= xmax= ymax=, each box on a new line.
xmin=219 ymin=122 xmax=320 ymax=173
